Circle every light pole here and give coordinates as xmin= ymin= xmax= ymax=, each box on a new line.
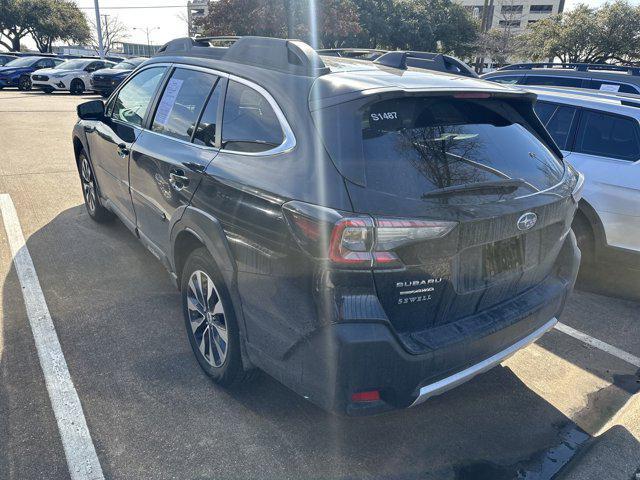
xmin=93 ymin=0 xmax=105 ymax=59
xmin=134 ymin=27 xmax=160 ymax=57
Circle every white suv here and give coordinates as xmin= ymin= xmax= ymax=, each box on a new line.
xmin=31 ymin=58 xmax=114 ymax=94
xmin=528 ymin=86 xmax=640 ymax=270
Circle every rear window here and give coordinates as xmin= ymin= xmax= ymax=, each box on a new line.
xmin=315 ymin=96 xmax=565 ymax=202
xmin=574 ymin=110 xmax=640 ymax=161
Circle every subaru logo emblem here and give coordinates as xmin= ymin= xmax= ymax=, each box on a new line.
xmin=517 ymin=212 xmax=537 ymax=231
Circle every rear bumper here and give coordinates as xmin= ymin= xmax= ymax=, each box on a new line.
xmin=255 ymin=231 xmax=580 ymax=416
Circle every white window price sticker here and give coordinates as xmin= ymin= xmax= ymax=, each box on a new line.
xmin=154 ymin=78 xmax=184 ymax=125
xmin=599 ymin=84 xmax=620 ymax=92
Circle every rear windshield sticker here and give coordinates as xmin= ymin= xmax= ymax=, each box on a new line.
xmin=154 ymin=78 xmax=184 ymax=125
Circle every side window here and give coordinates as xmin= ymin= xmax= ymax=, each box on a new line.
xmin=193 ymin=81 xmax=224 ymax=147
xmin=575 ymin=110 xmax=640 ymax=161
xmin=489 ymin=75 xmax=522 ymax=85
xmin=534 ymin=101 xmax=557 ymax=125
xmin=589 ymin=80 xmax=639 ymax=94
xmin=524 ymin=75 xmax=584 ymax=88
xmin=112 ymin=66 xmax=167 ymax=127
xmin=36 ymin=59 xmax=53 ymax=69
xmin=221 ymin=80 xmax=284 ymax=153
xmin=544 ymin=104 xmax=577 ymax=150
xmin=151 ymin=68 xmax=218 ymax=142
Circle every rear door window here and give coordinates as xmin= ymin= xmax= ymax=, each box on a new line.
xmin=221 ymin=80 xmax=284 ymax=153
xmin=193 ymin=80 xmax=224 ymax=147
xmin=335 ymin=97 xmax=565 ymax=202
xmin=151 ymin=68 xmax=218 ymax=142
xmin=574 ymin=110 xmax=640 ymax=161
xmin=524 ymin=75 xmax=584 ymax=88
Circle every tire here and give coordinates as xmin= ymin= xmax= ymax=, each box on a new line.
xmin=70 ymin=78 xmax=85 ymax=95
xmin=18 ymin=75 xmax=31 ymax=91
xmin=78 ymin=150 xmax=113 ymax=222
xmin=181 ymin=247 xmax=253 ymax=386
xmin=572 ymin=211 xmax=595 ymax=264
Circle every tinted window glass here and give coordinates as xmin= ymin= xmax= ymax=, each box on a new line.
xmin=575 ymin=111 xmax=640 ymax=161
xmin=534 ymin=101 xmax=556 ymax=125
xmin=193 ymin=81 xmax=223 ymax=147
xmin=524 ymin=75 xmax=583 ymax=87
xmin=152 ymin=68 xmax=218 ymax=142
xmin=221 ymin=80 xmax=284 ymax=152
xmin=543 ymin=104 xmax=577 ymax=150
xmin=319 ymin=97 xmax=565 ymax=204
xmin=489 ymin=75 xmax=522 ymax=85
xmin=589 ymin=80 xmax=639 ymax=94
xmin=112 ymin=66 xmax=167 ymax=127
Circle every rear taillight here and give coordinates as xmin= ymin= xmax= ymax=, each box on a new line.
xmin=283 ymin=202 xmax=456 ymax=269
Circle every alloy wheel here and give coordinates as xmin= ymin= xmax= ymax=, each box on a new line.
xmin=186 ymin=270 xmax=228 ymax=368
xmin=19 ymin=76 xmax=31 ymax=90
xmin=80 ymin=157 xmax=97 ymax=214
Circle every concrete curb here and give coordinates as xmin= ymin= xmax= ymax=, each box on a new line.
xmin=556 ymin=425 xmax=640 ymax=480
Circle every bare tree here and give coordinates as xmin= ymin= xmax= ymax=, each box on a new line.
xmin=89 ymin=14 xmax=129 ymax=55
xmin=476 ymin=0 xmax=524 ymax=69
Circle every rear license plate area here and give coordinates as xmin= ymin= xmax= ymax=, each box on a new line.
xmin=483 ymin=236 xmax=524 ymax=279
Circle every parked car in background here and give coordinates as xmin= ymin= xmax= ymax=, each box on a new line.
xmin=90 ymin=57 xmax=147 ymax=97
xmin=31 ymin=58 xmax=115 ymax=94
xmin=483 ymin=63 xmax=640 ymax=94
xmin=0 ymin=56 xmax=64 ymax=90
xmin=72 ymin=36 xmax=582 ymax=415
xmin=0 ymin=54 xmax=17 ymax=66
xmin=528 ymin=86 xmax=640 ymax=270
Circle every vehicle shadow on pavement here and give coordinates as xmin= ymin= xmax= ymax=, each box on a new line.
xmin=3 ymin=204 xmax=639 ymax=480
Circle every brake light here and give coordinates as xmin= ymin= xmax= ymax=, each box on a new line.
xmin=453 ymin=92 xmax=491 ymax=99
xmin=327 ymin=217 xmax=455 ymax=268
xmin=283 ymin=201 xmax=456 ymax=269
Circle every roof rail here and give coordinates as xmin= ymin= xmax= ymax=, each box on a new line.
xmin=156 ymin=36 xmax=330 ymax=77
xmin=499 ymin=62 xmax=640 ymax=76
xmin=373 ymin=51 xmax=478 ymax=78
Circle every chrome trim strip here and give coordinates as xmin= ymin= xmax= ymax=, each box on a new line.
xmin=108 ymin=62 xmax=296 ymax=157
xmin=410 ymin=317 xmax=558 ymax=407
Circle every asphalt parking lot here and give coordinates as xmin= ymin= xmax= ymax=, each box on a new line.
xmin=0 ymin=89 xmax=639 ymax=480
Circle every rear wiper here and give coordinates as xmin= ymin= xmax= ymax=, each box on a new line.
xmin=422 ymin=178 xmax=537 ymax=199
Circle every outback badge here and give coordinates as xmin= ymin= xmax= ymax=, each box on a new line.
xmin=517 ymin=212 xmax=538 ymax=231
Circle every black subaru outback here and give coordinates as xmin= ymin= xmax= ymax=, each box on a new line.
xmin=72 ymin=36 xmax=583 ymax=416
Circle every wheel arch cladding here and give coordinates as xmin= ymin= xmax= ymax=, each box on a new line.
xmin=576 ymin=198 xmax=606 ymax=252
xmin=170 ymin=206 xmax=253 ymax=355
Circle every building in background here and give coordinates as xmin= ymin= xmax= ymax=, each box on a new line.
xmin=187 ymin=0 xmax=209 ymax=37
xmin=457 ymin=0 xmax=564 ymax=31
xmin=53 ymin=41 xmax=160 ymax=59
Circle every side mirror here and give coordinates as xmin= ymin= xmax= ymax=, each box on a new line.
xmin=77 ymin=100 xmax=104 ymax=120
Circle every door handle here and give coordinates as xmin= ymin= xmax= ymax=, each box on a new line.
xmin=169 ymin=169 xmax=190 ymax=191
xmin=117 ymin=143 xmax=129 ymax=158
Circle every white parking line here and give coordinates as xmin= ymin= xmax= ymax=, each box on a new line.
xmin=0 ymin=194 xmax=105 ymax=480
xmin=555 ymin=322 xmax=640 ymax=368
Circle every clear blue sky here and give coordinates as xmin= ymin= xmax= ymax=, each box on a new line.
xmin=13 ymin=0 xmax=640 ymax=51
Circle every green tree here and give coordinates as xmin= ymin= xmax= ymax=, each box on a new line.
xmin=520 ymin=1 xmax=640 ymax=64
xmin=385 ymin=0 xmax=477 ymax=57
xmin=29 ymin=0 xmax=91 ymax=53
xmin=0 ymin=0 xmax=37 ymax=51
xmin=197 ymin=0 xmax=361 ymax=48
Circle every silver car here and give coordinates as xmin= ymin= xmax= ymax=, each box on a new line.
xmin=527 ymin=86 xmax=640 ymax=269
